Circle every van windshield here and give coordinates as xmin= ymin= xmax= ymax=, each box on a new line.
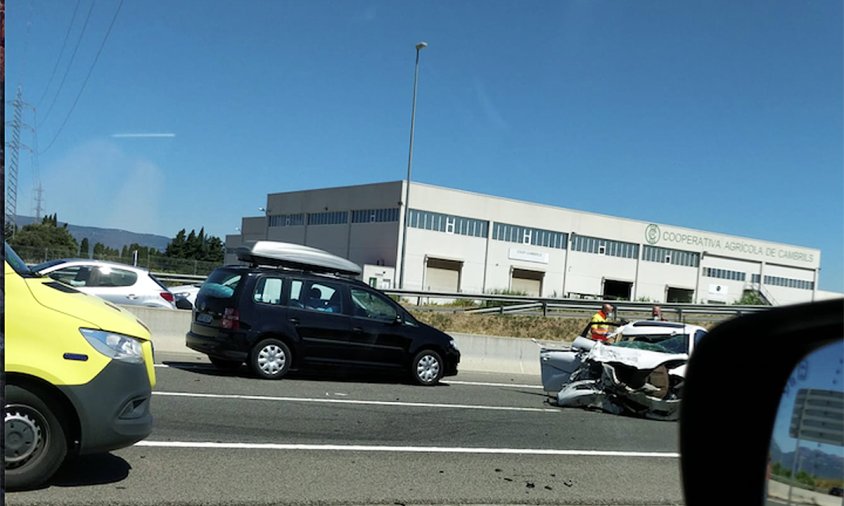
xmin=4 ymin=243 xmax=35 ymax=277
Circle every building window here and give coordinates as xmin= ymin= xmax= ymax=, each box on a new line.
xmin=571 ymin=234 xmax=638 ymax=259
xmin=642 ymin=245 xmax=700 ymax=267
xmin=763 ymin=275 xmax=814 ymax=290
xmin=307 ymin=211 xmax=348 ymax=226
xmin=703 ymin=267 xmax=746 ymax=282
xmin=351 ymin=208 xmax=400 ymax=223
xmin=408 ymin=209 xmax=488 ymax=238
xmin=492 ymin=222 xmax=568 ymax=250
xmin=268 ymin=213 xmax=305 ymax=227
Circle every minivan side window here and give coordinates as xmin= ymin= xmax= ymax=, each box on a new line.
xmin=350 ymin=288 xmax=397 ymax=322
xmin=254 ymin=277 xmax=283 ymax=305
xmin=289 ymin=280 xmax=344 ymax=314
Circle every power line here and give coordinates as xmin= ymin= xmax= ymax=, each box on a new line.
xmin=40 ymin=0 xmax=95 ymax=124
xmin=41 ymin=0 xmax=124 ymax=155
xmin=36 ymin=0 xmax=82 ymax=107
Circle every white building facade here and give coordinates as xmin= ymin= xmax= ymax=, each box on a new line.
xmin=226 ymin=181 xmax=824 ymax=305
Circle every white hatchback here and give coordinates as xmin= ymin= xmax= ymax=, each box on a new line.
xmin=32 ymin=258 xmax=177 ymax=310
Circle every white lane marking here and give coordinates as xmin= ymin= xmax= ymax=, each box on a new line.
xmin=446 ymin=380 xmax=542 ymax=389
xmin=153 ymin=391 xmax=559 ymax=413
xmin=154 ymin=364 xmax=543 ymax=390
xmin=134 ymin=441 xmax=678 ymax=458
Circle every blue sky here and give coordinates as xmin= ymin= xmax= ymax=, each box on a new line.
xmin=5 ymin=0 xmax=843 ymax=291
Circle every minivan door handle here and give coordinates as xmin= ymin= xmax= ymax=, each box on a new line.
xmin=127 ymin=294 xmax=138 ymax=300
xmin=353 ymin=327 xmax=364 ymax=333
xmin=288 ymin=317 xmax=299 ymax=325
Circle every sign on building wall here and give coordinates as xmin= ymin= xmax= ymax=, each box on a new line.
xmin=508 ymin=248 xmax=549 ymax=264
xmin=644 ymin=224 xmax=818 ymax=267
xmin=708 ymin=284 xmax=729 ymax=301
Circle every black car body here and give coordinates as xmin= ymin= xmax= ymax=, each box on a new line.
xmin=186 ymin=265 xmax=459 ymax=385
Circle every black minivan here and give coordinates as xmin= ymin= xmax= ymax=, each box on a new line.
xmin=186 ymin=264 xmax=460 ymax=385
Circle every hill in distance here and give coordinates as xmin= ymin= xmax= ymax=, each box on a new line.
xmin=15 ymin=215 xmax=171 ymax=252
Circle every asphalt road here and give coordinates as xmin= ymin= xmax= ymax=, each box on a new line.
xmin=7 ymin=352 xmax=685 ymax=506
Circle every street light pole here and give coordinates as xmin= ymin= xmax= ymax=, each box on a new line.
xmin=399 ymin=41 xmax=427 ymax=290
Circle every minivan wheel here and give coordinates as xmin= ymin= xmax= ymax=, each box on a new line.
xmin=411 ymin=350 xmax=444 ymax=386
xmin=5 ymin=385 xmax=68 ymax=490
xmin=250 ymin=339 xmax=291 ymax=380
xmin=209 ymin=357 xmax=242 ymax=371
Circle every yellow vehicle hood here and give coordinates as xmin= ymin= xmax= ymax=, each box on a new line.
xmin=26 ymin=275 xmax=152 ymax=341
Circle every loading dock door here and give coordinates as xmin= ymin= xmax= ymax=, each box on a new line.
xmin=511 ymin=268 xmax=543 ymax=296
xmin=603 ymin=279 xmax=632 ymax=301
xmin=425 ymin=258 xmax=462 ymax=292
xmin=666 ymin=287 xmax=694 ymax=303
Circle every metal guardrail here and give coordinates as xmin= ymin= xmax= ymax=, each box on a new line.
xmin=153 ymin=272 xmax=207 ymax=285
xmin=149 ymin=274 xmax=771 ymax=319
xmin=380 ymin=288 xmax=771 ymax=319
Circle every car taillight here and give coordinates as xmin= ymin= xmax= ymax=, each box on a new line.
xmin=161 ymin=291 xmax=175 ymax=303
xmin=222 ymin=308 xmax=240 ymax=330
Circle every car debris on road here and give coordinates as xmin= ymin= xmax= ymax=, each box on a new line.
xmin=540 ymin=320 xmax=708 ymax=421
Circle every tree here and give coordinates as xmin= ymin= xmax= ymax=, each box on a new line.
xmin=80 ymin=238 xmax=90 ymax=257
xmin=166 ymin=229 xmax=187 ymax=258
xmin=734 ymin=290 xmax=767 ymax=305
xmin=8 ymin=218 xmax=78 ymax=259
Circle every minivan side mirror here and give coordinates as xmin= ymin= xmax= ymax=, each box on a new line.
xmin=680 ymin=298 xmax=843 ymax=506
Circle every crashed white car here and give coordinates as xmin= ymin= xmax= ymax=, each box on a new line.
xmin=540 ymin=320 xmax=709 ymax=421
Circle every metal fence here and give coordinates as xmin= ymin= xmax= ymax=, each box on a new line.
xmin=14 ymin=245 xmax=221 ymax=277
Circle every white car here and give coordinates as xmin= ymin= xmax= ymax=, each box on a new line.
xmin=32 ymin=258 xmax=177 ymax=310
xmin=540 ymin=320 xmax=709 ymax=420
xmin=168 ymin=283 xmax=202 ymax=310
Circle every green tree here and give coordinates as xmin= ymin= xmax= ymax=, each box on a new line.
xmin=796 ymin=470 xmax=815 ymax=487
xmin=166 ymin=229 xmax=187 ymax=257
xmin=80 ymin=238 xmax=90 ymax=257
xmin=8 ymin=218 xmax=78 ymax=259
xmin=734 ymin=290 xmax=767 ymax=305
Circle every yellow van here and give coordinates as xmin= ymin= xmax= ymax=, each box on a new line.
xmin=4 ymin=243 xmax=156 ymax=490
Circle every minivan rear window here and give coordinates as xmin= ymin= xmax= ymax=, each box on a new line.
xmin=199 ymin=270 xmax=242 ymax=299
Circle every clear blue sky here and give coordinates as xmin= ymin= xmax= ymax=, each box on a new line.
xmin=5 ymin=0 xmax=843 ymax=291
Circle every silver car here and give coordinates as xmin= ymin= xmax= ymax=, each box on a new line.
xmin=32 ymin=258 xmax=177 ymax=310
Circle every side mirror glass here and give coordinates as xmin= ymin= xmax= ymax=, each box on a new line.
xmin=767 ymin=340 xmax=844 ymax=503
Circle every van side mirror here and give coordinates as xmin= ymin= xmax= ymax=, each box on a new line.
xmin=680 ymin=298 xmax=843 ymax=506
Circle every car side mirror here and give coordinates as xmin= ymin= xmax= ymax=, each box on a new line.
xmin=680 ymin=298 xmax=843 ymax=506
xmin=394 ymin=313 xmax=404 ymax=325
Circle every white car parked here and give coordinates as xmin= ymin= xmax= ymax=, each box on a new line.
xmin=32 ymin=258 xmax=177 ymax=310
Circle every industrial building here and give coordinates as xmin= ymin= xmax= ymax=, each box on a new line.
xmin=226 ymin=181 xmax=824 ymax=305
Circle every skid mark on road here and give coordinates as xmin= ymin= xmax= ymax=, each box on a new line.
xmin=154 ymin=390 xmax=559 ymax=413
xmin=134 ymin=440 xmax=679 ymax=458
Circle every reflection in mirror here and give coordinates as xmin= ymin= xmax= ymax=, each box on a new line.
xmin=767 ymin=340 xmax=844 ymax=505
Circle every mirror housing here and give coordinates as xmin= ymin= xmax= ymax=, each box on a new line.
xmin=680 ymin=298 xmax=843 ymax=505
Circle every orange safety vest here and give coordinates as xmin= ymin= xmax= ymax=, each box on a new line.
xmin=590 ymin=310 xmax=610 ymax=341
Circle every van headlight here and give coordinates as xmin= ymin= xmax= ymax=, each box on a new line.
xmin=80 ymin=329 xmax=144 ymax=363
xmin=449 ymin=338 xmax=459 ymax=351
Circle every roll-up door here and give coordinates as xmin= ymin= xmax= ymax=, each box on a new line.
xmin=425 ymin=258 xmax=462 ymax=292
xmin=511 ymin=268 xmax=543 ymax=296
